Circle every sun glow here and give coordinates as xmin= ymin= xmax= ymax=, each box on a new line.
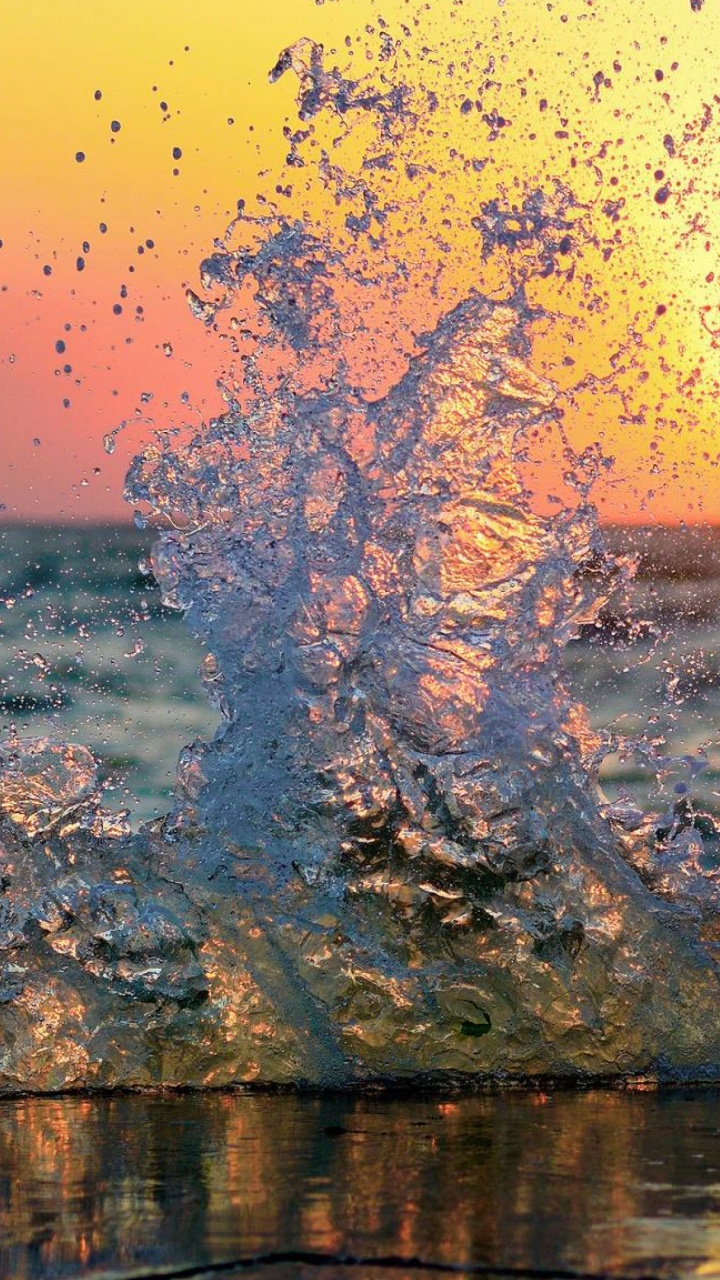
xmin=1 ymin=0 xmax=719 ymax=520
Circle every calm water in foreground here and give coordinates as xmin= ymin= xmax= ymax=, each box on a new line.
xmin=4 ymin=1089 xmax=720 ymax=1279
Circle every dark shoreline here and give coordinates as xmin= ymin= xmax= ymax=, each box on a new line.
xmin=2 ymin=1073 xmax=720 ymax=1101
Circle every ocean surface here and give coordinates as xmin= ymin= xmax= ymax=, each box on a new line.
xmin=0 ymin=523 xmax=217 ymax=827
xmin=4 ymin=1088 xmax=720 ymax=1279
xmin=3 ymin=524 xmax=720 ymax=1278
xmin=1 ymin=522 xmax=718 ymax=828
xmin=568 ymin=523 xmax=720 ymax=816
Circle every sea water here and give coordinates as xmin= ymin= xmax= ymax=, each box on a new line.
xmin=0 ymin=524 xmax=216 ymax=826
xmin=4 ymin=13 xmax=720 ymax=1277
xmin=1 ymin=20 xmax=717 ymax=890
xmin=3 ymin=1088 xmax=720 ymax=1279
xmin=2 ymin=523 xmax=718 ymax=828
xmin=2 ymin=31 xmax=720 ymax=1089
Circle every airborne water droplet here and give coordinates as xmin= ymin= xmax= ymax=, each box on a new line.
xmin=5 ymin=4 xmax=720 ymax=1095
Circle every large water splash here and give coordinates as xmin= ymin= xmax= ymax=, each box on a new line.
xmin=2 ymin=29 xmax=720 ymax=1091
xmin=132 ymin=287 xmax=618 ymax=893
xmin=126 ymin=41 xmax=621 ymax=881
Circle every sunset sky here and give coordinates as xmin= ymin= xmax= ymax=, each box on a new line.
xmin=2 ymin=0 xmax=720 ymax=523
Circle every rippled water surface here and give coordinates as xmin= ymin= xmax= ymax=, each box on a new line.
xmin=5 ymin=1089 xmax=720 ymax=1279
xmin=0 ymin=525 xmax=215 ymax=825
xmin=3 ymin=524 xmax=719 ymax=825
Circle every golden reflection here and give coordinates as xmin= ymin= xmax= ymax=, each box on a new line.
xmin=3 ymin=1092 xmax=720 ymax=1277
xmin=0 ymin=742 xmax=98 ymax=839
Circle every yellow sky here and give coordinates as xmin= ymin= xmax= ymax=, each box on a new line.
xmin=1 ymin=0 xmax=719 ymax=521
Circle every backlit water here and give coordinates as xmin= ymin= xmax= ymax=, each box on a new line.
xmin=4 ymin=10 xmax=720 ymax=1275
xmin=2 ymin=524 xmax=719 ymax=825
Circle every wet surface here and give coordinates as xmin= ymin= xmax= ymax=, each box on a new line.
xmin=5 ymin=1089 xmax=720 ymax=1279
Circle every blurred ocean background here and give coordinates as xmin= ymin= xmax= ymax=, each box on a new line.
xmin=1 ymin=522 xmax=719 ymax=828
xmin=569 ymin=523 xmax=720 ymax=816
xmin=0 ymin=524 xmax=218 ymax=827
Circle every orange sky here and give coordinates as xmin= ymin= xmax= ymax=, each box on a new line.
xmin=2 ymin=0 xmax=720 ymax=523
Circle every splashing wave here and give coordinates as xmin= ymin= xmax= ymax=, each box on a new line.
xmin=1 ymin=35 xmax=720 ymax=1091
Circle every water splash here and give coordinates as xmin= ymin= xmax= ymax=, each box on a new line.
xmin=127 ymin=43 xmax=618 ymax=859
xmin=0 ymin=740 xmax=100 ymax=840
xmin=2 ymin=28 xmax=720 ymax=1091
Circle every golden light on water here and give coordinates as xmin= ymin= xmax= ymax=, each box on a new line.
xmin=3 ymin=1092 xmax=720 ymax=1277
xmin=6 ymin=12 xmax=720 ymax=1272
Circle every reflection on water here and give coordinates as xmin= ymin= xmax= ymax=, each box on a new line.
xmin=4 ymin=1090 xmax=720 ymax=1279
